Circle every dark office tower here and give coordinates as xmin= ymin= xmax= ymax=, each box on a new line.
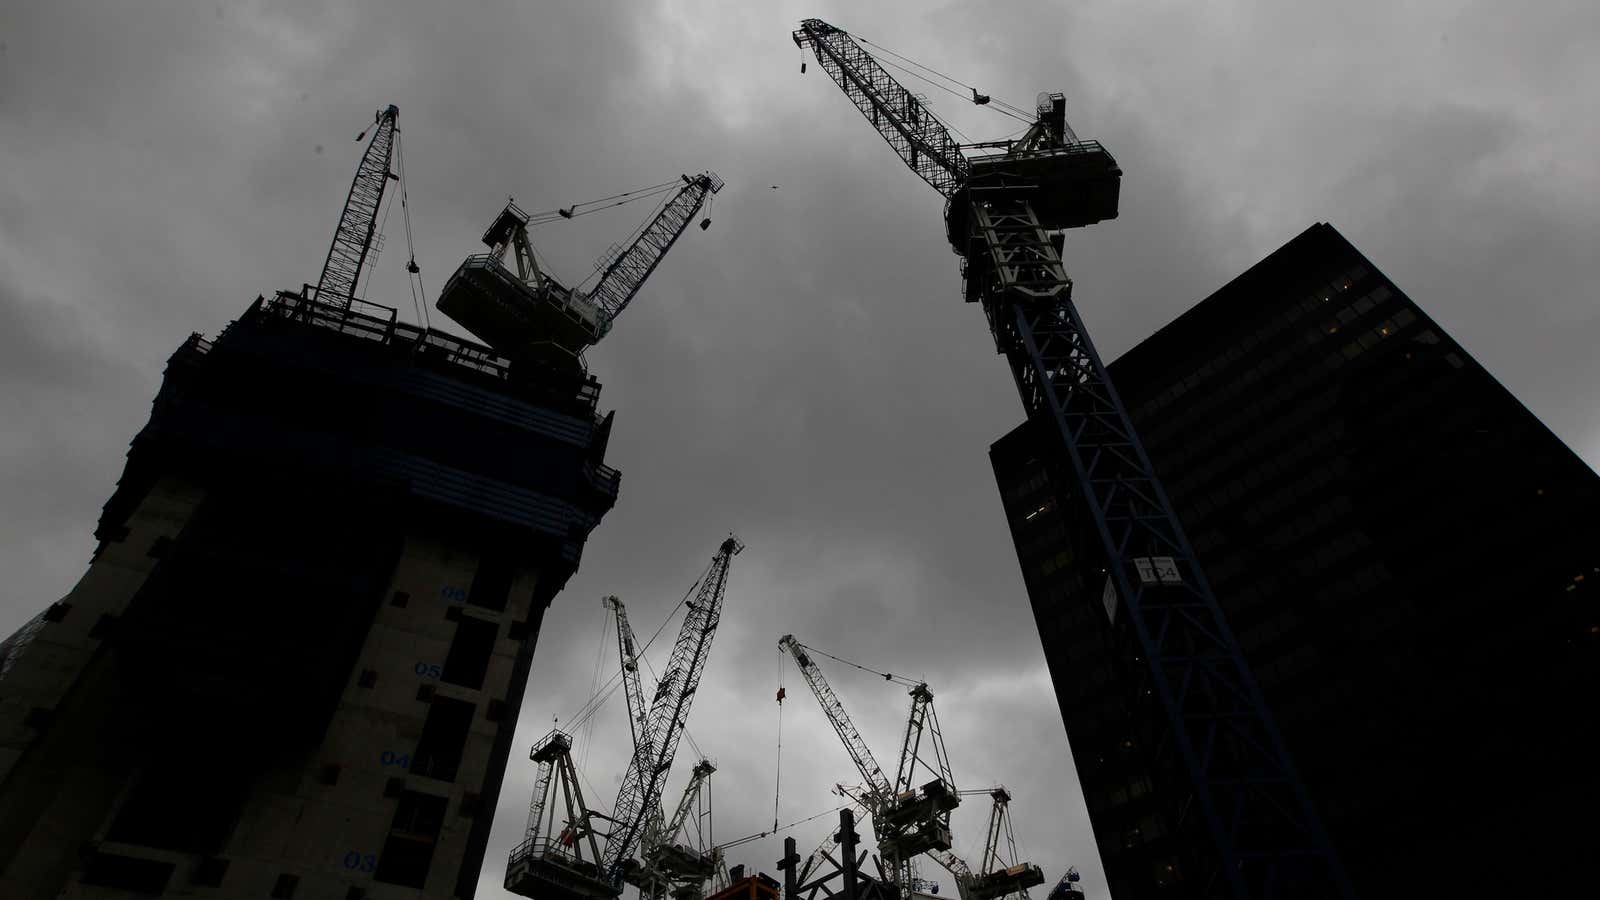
xmin=991 ymin=223 xmax=1598 ymax=898
xmin=0 ymin=292 xmax=619 ymax=899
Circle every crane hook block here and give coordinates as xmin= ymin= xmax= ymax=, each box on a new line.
xmin=699 ymin=218 xmax=711 ymax=231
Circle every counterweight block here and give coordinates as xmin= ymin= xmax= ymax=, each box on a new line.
xmin=945 ymin=143 xmax=1122 ymax=254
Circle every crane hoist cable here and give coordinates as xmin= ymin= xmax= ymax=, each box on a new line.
xmin=562 ymin=561 xmax=712 ymax=733
xmin=579 ymin=604 xmax=615 ymax=774
xmin=850 ymin=33 xmax=1036 ymax=125
xmin=787 ymin=639 xmax=921 ymax=687
xmin=576 ymin=187 xmax=679 ymax=291
xmin=518 ymin=178 xmax=685 ymax=225
xmin=361 ymin=168 xmax=401 ymax=307
xmin=395 ymin=127 xmax=430 ymax=329
xmin=713 ymin=803 xmax=852 ymax=852
xmin=526 ymin=183 xmax=683 ymax=228
xmin=774 ymin=643 xmax=787 ymax=826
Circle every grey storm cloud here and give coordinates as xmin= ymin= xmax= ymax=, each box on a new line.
xmin=3 ymin=2 xmax=1597 ymax=898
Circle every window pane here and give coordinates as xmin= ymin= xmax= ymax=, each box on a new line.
xmin=412 ymin=697 xmax=476 ymax=782
xmin=442 ymin=616 xmax=499 ymax=690
xmin=467 ymin=555 xmax=515 ymax=612
xmin=375 ymin=792 xmax=449 ymax=888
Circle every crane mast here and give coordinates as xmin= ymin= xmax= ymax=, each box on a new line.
xmin=794 ymin=18 xmax=1351 ymax=899
xmin=508 ymin=730 xmax=610 ymax=900
xmin=315 ymin=104 xmax=399 ymax=310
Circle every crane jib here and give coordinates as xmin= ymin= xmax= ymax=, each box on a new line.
xmin=795 ymin=21 xmax=967 ymax=197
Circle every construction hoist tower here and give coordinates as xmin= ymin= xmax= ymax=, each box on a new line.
xmin=793 ymin=18 xmax=1351 ymax=900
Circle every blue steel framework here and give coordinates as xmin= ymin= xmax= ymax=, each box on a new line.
xmin=794 ymin=18 xmax=1351 ymax=899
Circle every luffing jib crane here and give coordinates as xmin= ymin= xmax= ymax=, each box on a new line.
xmin=506 ymin=537 xmax=743 ymax=900
xmin=779 ymin=636 xmax=990 ymax=898
xmin=314 ymin=104 xmax=400 ymax=310
xmin=436 ymin=172 xmax=724 ymax=368
xmin=605 ymin=596 xmax=720 ymax=900
xmin=793 ymin=17 xmax=1350 ymax=899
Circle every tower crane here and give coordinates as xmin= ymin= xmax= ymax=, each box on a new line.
xmin=779 ymin=636 xmax=993 ymax=898
xmin=605 ymin=596 xmax=720 ymax=900
xmin=508 ymin=537 xmax=744 ymax=900
xmin=436 ymin=172 xmax=723 ymax=368
xmin=961 ymin=787 xmax=1043 ymax=900
xmin=793 ymin=18 xmax=1350 ymax=899
xmin=314 ymin=104 xmax=400 ymax=310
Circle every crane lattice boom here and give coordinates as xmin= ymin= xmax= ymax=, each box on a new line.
xmin=315 ymin=105 xmax=399 ymax=310
xmin=793 ymin=21 xmax=966 ymax=198
xmin=588 ymin=173 xmax=724 ymax=334
xmin=778 ymin=636 xmax=893 ymax=797
xmin=604 ymin=596 xmax=657 ymax=780
xmin=779 ymin=637 xmax=964 ymax=896
xmin=602 ymin=537 xmax=743 ymax=887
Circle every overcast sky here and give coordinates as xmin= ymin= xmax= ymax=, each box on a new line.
xmin=3 ymin=1 xmax=1598 ymax=898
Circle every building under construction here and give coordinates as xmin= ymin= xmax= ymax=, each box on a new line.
xmin=0 ymin=105 xmax=718 ymax=899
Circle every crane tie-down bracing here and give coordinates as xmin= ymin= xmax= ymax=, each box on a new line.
xmin=794 ymin=17 xmax=1352 ymax=900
